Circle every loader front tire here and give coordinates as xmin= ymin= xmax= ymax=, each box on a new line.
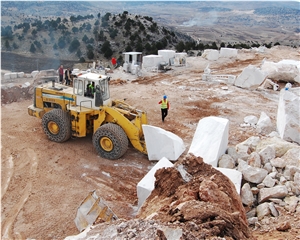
xmin=93 ymin=123 xmax=128 ymax=160
xmin=42 ymin=109 xmax=71 ymax=143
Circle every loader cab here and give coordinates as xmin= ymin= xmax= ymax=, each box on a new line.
xmin=73 ymin=73 xmax=112 ymax=109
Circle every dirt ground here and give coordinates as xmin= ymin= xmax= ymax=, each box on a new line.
xmin=1 ymin=46 xmax=300 ymax=239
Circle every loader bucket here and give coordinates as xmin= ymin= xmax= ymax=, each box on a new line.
xmin=74 ymin=190 xmax=118 ymax=232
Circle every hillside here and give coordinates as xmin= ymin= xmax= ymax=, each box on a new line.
xmin=1 ymin=4 xmax=192 ymax=64
xmin=1 ymin=1 xmax=299 ymax=67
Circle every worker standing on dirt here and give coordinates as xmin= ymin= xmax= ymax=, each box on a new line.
xmin=158 ymin=95 xmax=170 ymax=122
xmin=58 ymin=64 xmax=64 ymax=83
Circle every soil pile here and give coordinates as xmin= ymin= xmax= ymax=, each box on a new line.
xmin=138 ymin=154 xmax=252 ymax=239
xmin=72 ymin=155 xmax=252 ymax=239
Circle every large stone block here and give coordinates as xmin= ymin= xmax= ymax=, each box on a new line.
xmin=142 ymin=55 xmax=163 ymax=69
xmin=142 ymin=125 xmax=185 ymax=161
xmin=31 ymin=70 xmax=39 ymax=78
xmin=4 ymin=73 xmax=11 ymax=80
xmin=219 ymin=48 xmax=238 ymax=58
xmin=261 ymin=60 xmax=300 ymax=83
xmin=188 ymin=117 xmax=229 ymax=167
xmin=137 ymin=157 xmax=174 ymax=209
xmin=158 ymin=50 xmax=176 ymax=64
xmin=277 ymin=88 xmax=300 ymax=144
xmin=234 ymin=65 xmax=267 ymax=89
xmin=202 ymin=49 xmax=219 ymax=61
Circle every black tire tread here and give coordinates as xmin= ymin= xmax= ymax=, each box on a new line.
xmin=42 ymin=109 xmax=71 ymax=143
xmin=92 ymin=123 xmax=128 ymax=160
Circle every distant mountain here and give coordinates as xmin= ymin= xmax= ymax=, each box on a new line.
xmin=1 ymin=1 xmax=299 ymax=64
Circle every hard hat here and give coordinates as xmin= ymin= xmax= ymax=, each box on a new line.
xmin=163 ymin=95 xmax=167 ymax=99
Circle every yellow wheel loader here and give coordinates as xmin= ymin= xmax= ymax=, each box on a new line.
xmin=28 ymin=72 xmax=148 ymax=160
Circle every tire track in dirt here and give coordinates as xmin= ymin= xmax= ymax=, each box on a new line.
xmin=1 ymin=155 xmax=14 ymax=199
xmin=1 ymin=148 xmax=38 ymax=240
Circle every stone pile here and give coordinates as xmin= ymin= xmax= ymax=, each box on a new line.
xmin=218 ymin=135 xmax=300 ymax=226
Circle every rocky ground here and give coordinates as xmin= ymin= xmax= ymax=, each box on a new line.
xmin=1 ymin=46 xmax=300 ymax=239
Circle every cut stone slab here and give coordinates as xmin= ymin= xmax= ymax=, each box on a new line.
xmin=142 ymin=125 xmax=185 ymax=161
xmin=277 ymin=87 xmax=300 ymax=144
xmin=31 ymin=70 xmax=39 ymax=78
xmin=202 ymin=49 xmax=219 ymax=61
xmin=188 ymin=117 xmax=229 ymax=167
xmin=137 ymin=157 xmax=174 ymax=209
xmin=142 ymin=55 xmax=164 ymax=69
xmin=158 ymin=50 xmax=176 ymax=64
xmin=214 ymin=167 xmax=242 ymax=194
xmin=234 ymin=65 xmax=267 ymax=89
xmin=219 ymin=48 xmax=238 ymax=58
xmin=4 ymin=73 xmax=10 ymax=80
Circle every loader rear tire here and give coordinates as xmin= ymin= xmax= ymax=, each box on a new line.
xmin=93 ymin=123 xmax=128 ymax=160
xmin=42 ymin=109 xmax=71 ymax=143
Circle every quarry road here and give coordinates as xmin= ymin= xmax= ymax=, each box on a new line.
xmin=1 ymin=46 xmax=299 ymax=239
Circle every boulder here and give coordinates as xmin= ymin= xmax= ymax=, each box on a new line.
xmin=258 ymin=145 xmax=276 ymax=165
xmin=281 ymin=147 xmax=300 ymax=167
xmin=142 ymin=125 xmax=185 ymax=161
xmin=188 ymin=116 xmax=229 ymax=167
xmin=277 ymin=88 xmax=300 ymax=144
xmin=260 ymin=60 xmax=300 ymax=83
xmin=256 ymin=111 xmax=274 ymax=135
xmin=258 ymin=185 xmax=288 ymax=203
xmin=238 ymin=160 xmax=268 ymax=184
xmin=241 ymin=183 xmax=254 ymax=206
xmin=256 ymin=202 xmax=270 ymax=220
xmin=247 ymin=152 xmax=261 ymax=168
xmin=234 ymin=65 xmax=267 ymax=89
xmin=218 ymin=154 xmax=236 ymax=169
xmin=256 ymin=136 xmax=298 ymax=158
xmin=262 ymin=174 xmax=276 ymax=188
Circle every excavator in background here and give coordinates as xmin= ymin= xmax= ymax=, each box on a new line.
xmin=28 ymin=72 xmax=148 ymax=160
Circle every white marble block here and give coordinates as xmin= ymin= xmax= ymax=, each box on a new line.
xmin=277 ymin=87 xmax=300 ymax=144
xmin=142 ymin=125 xmax=185 ymax=161
xmin=188 ymin=117 xmax=229 ymax=167
xmin=235 ymin=65 xmax=267 ymax=89
xmin=137 ymin=157 xmax=174 ymax=209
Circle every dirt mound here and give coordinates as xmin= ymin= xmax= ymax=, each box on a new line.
xmin=137 ymin=154 xmax=253 ymax=239
xmin=1 ymin=85 xmax=33 ymax=104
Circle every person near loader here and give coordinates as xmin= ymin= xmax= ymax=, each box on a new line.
xmin=158 ymin=95 xmax=170 ymax=122
xmin=58 ymin=64 xmax=64 ymax=83
xmin=64 ymin=67 xmax=71 ymax=86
